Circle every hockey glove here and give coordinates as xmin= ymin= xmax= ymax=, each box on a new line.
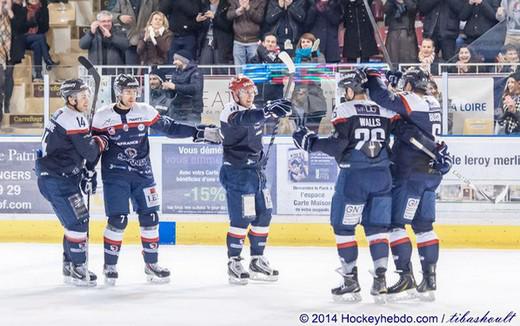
xmin=430 ymin=142 xmax=453 ymax=175
xmin=193 ymin=124 xmax=222 ymax=144
xmin=362 ymin=66 xmax=380 ymax=77
xmin=385 ymin=70 xmax=403 ymax=88
xmin=292 ymin=127 xmax=317 ymax=152
xmin=92 ymin=135 xmax=109 ymax=152
xmin=263 ymin=99 xmax=292 ymax=118
xmin=80 ymin=169 xmax=97 ymax=195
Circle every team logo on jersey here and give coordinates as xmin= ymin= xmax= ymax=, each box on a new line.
xmin=138 ymin=123 xmax=145 ymax=131
xmin=108 ymin=127 xmax=116 ymax=135
xmin=149 ymin=243 xmax=158 ymax=249
xmin=404 ymin=198 xmax=420 ymax=221
xmin=354 ymin=104 xmax=380 ymax=115
xmin=123 ymin=124 xmax=129 ymax=132
xmin=124 ymin=147 xmax=138 ymax=159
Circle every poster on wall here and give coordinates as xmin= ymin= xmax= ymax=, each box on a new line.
xmin=0 ymin=143 xmax=53 ymax=214
xmin=275 ymin=144 xmax=337 ymax=215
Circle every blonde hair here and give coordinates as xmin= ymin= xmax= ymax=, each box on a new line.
xmin=146 ymin=11 xmax=169 ymax=30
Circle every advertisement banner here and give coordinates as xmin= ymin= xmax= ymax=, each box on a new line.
xmin=275 ymin=144 xmax=337 ymax=215
xmin=0 ymin=143 xmax=53 ymax=214
xmin=448 ymin=77 xmax=495 ymax=135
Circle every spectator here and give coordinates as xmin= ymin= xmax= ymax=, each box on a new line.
xmin=24 ymin=0 xmax=57 ymax=81
xmin=250 ymin=33 xmax=284 ymax=113
xmin=162 ymin=49 xmax=204 ymax=123
xmin=136 ymin=11 xmax=172 ymax=65
xmin=111 ymin=0 xmax=159 ymax=65
xmin=291 ymin=32 xmax=326 ymax=133
xmin=0 ymin=0 xmax=13 ymax=122
xmin=264 ymin=0 xmax=306 ymax=52
xmin=79 ymin=11 xmax=129 ymax=73
xmin=461 ymin=0 xmax=500 ymax=47
xmin=497 ymin=72 xmax=520 ymax=133
xmin=148 ymin=67 xmax=172 ymax=116
xmin=497 ymin=43 xmax=519 ymax=72
xmin=227 ymin=0 xmax=267 ymax=67
xmin=341 ymin=0 xmax=378 ymax=63
xmin=160 ymin=0 xmax=205 ymax=63
xmin=455 ymin=45 xmax=479 ymax=73
xmin=2 ymin=0 xmax=26 ymax=116
xmin=418 ymin=38 xmax=440 ymax=75
xmin=418 ymin=0 xmax=463 ymax=61
xmin=385 ymin=0 xmax=418 ymax=64
xmin=305 ymin=0 xmax=342 ymax=63
xmin=496 ymin=0 xmax=520 ymax=47
xmin=198 ymin=0 xmax=234 ymax=72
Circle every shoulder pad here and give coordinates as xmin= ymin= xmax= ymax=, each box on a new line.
xmin=53 ymin=107 xmax=89 ymax=135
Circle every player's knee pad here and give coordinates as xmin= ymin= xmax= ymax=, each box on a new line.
xmin=65 ymin=221 xmax=88 ymax=233
xmin=138 ymin=211 xmax=159 ymax=227
xmin=363 ymin=225 xmax=389 ymax=237
xmin=108 ymin=214 xmax=129 ymax=230
xmin=365 ymin=196 xmax=392 ymax=227
xmin=411 ymin=220 xmax=434 ymax=234
xmin=414 ymin=190 xmax=436 ymax=223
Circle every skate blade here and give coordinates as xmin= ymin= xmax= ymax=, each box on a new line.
xmin=387 ymin=288 xmax=419 ymax=302
xmin=146 ymin=275 xmax=170 ymax=284
xmin=71 ymin=278 xmax=97 ymax=287
xmin=249 ymin=271 xmax=278 ymax=282
xmin=371 ymin=293 xmax=387 ymax=304
xmin=417 ymin=290 xmax=435 ymax=302
xmin=104 ymin=277 xmax=117 ymax=286
xmin=228 ymin=276 xmax=249 ymax=285
xmin=332 ymin=292 xmax=362 ymax=303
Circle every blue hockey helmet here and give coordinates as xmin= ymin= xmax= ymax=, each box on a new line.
xmin=338 ymin=69 xmax=368 ymax=94
xmin=400 ymin=67 xmax=430 ymax=92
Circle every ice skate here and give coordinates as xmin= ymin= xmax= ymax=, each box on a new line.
xmin=145 ymin=263 xmax=170 ymax=284
xmin=249 ymin=256 xmax=279 ymax=282
xmin=70 ymin=263 xmax=97 ymax=287
xmin=370 ymin=267 xmax=387 ymax=304
xmin=228 ymin=256 xmax=249 ymax=285
xmin=63 ymin=259 xmax=72 ymax=284
xmin=331 ymin=267 xmax=362 ymax=303
xmin=103 ymin=264 xmax=118 ymax=286
xmin=417 ymin=264 xmax=436 ymax=302
xmin=387 ymin=263 xmax=418 ymax=302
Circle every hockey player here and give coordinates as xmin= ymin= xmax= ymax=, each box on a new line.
xmin=91 ymin=74 xmax=220 ymax=285
xmin=292 ymin=69 xmax=397 ymax=303
xmin=35 ymin=79 xmax=109 ymax=287
xmin=365 ymin=67 xmax=452 ymax=301
xmin=219 ymin=75 xmax=292 ymax=285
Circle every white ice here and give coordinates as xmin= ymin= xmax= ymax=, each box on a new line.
xmin=1 ymin=244 xmax=519 ymax=326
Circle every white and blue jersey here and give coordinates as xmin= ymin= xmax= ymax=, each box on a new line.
xmin=35 ymin=106 xmax=101 ymax=178
xmin=219 ymin=101 xmax=266 ymax=167
xmin=92 ymin=102 xmax=197 ymax=179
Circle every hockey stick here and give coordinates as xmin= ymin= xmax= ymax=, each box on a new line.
xmin=78 ymin=56 xmax=101 ymax=285
xmin=263 ymin=51 xmax=296 ymax=164
xmin=409 ymin=137 xmax=502 ymax=204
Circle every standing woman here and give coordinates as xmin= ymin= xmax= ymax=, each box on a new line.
xmin=341 ymin=0 xmax=378 ymax=63
xmin=136 ymin=11 xmax=173 ymax=65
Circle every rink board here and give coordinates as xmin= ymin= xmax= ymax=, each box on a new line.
xmin=0 ymin=136 xmax=519 ymax=248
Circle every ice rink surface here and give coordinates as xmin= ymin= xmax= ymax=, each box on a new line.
xmin=1 ymin=244 xmax=519 ymax=326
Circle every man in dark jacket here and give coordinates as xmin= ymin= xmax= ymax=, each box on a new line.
xmin=264 ymin=0 xmax=307 ymax=51
xmin=162 ymin=49 xmax=204 ymax=123
xmin=385 ymin=0 xmax=418 ymax=64
xmin=460 ymin=0 xmax=500 ymax=62
xmin=305 ymin=0 xmax=342 ymax=63
xmin=418 ymin=0 xmax=463 ymax=61
xmin=79 ymin=10 xmax=130 ymax=73
xmin=160 ymin=0 xmax=205 ymax=63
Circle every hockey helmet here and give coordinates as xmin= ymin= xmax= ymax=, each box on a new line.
xmin=338 ymin=69 xmax=368 ymax=94
xmin=60 ymin=79 xmax=90 ymax=100
xmin=113 ymin=74 xmax=140 ymax=97
xmin=400 ymin=67 xmax=430 ymax=92
xmin=229 ymin=75 xmax=257 ymax=96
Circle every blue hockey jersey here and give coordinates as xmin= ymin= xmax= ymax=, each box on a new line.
xmin=35 ymin=106 xmax=101 ymax=178
xmin=91 ymin=102 xmax=197 ymax=179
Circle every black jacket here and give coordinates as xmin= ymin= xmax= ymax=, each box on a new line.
xmin=250 ymin=45 xmax=284 ymax=106
xmin=305 ymin=0 xmax=342 ymax=63
xmin=418 ymin=0 xmax=463 ymax=39
xmin=384 ymin=0 xmax=417 ymax=31
xmin=168 ymin=63 xmax=204 ymax=114
xmin=9 ymin=3 xmax=28 ymax=64
xmin=341 ymin=0 xmax=378 ymax=59
xmin=198 ymin=0 xmax=234 ymax=62
xmin=264 ymin=0 xmax=307 ymax=48
xmin=460 ymin=0 xmax=499 ymax=40
xmin=159 ymin=0 xmax=204 ymax=36
xmin=26 ymin=0 xmax=49 ymax=35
